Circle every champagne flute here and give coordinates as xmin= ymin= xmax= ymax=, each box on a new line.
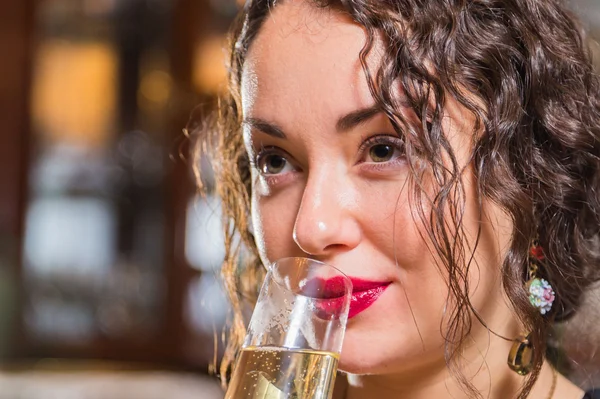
xmin=225 ymin=257 xmax=352 ymax=399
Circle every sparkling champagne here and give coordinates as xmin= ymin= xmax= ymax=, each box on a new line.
xmin=226 ymin=346 xmax=339 ymax=399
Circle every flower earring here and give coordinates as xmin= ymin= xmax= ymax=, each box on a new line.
xmin=507 ymin=241 xmax=555 ymax=375
xmin=526 ymin=242 xmax=555 ymax=315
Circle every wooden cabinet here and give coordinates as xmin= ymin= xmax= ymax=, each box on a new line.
xmin=0 ymin=0 xmax=237 ymax=372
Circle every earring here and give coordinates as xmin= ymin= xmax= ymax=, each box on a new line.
xmin=508 ymin=334 xmax=534 ymax=375
xmin=507 ymin=241 xmax=555 ymax=375
xmin=527 ymin=242 xmax=555 ymax=315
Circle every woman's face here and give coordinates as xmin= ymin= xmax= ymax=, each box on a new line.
xmin=241 ymin=1 xmax=514 ymax=375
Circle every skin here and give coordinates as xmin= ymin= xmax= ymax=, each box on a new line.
xmin=239 ymin=1 xmax=584 ymax=398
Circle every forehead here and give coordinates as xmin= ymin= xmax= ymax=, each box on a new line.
xmin=241 ymin=1 xmax=379 ymax=123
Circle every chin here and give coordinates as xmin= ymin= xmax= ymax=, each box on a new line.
xmin=337 ymin=327 xmax=441 ymax=376
xmin=337 ymin=334 xmax=398 ymax=375
xmin=337 ymin=350 xmax=406 ymax=375
xmin=338 ymin=356 xmax=377 ymax=375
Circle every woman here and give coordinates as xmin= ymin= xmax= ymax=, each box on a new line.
xmin=196 ymin=0 xmax=600 ymax=397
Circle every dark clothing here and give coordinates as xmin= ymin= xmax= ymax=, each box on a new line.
xmin=584 ymin=389 xmax=600 ymax=399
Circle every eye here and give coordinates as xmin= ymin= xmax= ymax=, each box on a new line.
xmin=255 ymin=150 xmax=295 ymax=175
xmin=362 ymin=135 xmax=405 ymax=164
xmin=261 ymin=154 xmax=287 ymax=174
xmin=369 ymin=144 xmax=396 ymax=162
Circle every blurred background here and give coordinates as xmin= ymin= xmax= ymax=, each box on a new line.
xmin=0 ymin=0 xmax=599 ymax=398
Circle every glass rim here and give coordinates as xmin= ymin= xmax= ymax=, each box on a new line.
xmin=268 ymin=256 xmax=352 ymax=299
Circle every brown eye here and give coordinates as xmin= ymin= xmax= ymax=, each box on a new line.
xmin=369 ymin=144 xmax=395 ymax=162
xmin=260 ymin=154 xmax=289 ymax=174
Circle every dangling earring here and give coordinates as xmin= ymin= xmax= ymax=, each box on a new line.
xmin=507 ymin=241 xmax=555 ymax=375
xmin=508 ymin=333 xmax=533 ymax=375
xmin=526 ymin=241 xmax=555 ymax=315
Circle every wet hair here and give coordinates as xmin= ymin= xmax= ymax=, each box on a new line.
xmin=194 ymin=0 xmax=600 ymax=397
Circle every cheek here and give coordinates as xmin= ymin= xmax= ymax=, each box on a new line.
xmin=250 ymin=192 xmax=267 ymax=262
xmin=363 ymin=180 xmax=451 ymax=319
xmin=251 ymin=185 xmax=304 ymax=264
xmin=358 ymin=180 xmax=451 ymax=324
xmin=357 ymin=178 xmax=434 ymax=269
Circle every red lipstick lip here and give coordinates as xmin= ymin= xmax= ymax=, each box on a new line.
xmin=348 ymin=278 xmax=391 ymax=319
xmin=301 ymin=276 xmax=390 ymax=320
xmin=349 ymin=278 xmax=390 ymax=293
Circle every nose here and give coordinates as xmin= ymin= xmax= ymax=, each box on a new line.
xmin=292 ymin=167 xmax=361 ymax=257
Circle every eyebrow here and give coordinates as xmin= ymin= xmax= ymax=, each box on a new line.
xmin=242 ymin=105 xmax=382 ymax=139
xmin=242 ymin=117 xmax=287 ymax=138
xmin=335 ymin=105 xmax=382 ymax=132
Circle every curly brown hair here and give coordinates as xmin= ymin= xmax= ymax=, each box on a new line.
xmin=194 ymin=0 xmax=600 ymax=397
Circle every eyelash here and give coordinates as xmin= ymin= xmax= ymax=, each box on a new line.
xmin=250 ymin=134 xmax=406 ymax=176
xmin=358 ymin=134 xmax=406 ymax=167
xmin=359 ymin=134 xmax=404 ymax=154
xmin=250 ymin=146 xmax=295 ymax=172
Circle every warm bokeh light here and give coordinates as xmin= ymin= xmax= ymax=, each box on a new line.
xmin=193 ymin=36 xmax=228 ymax=95
xmin=140 ymin=70 xmax=172 ymax=105
xmin=31 ymin=40 xmax=118 ymax=148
